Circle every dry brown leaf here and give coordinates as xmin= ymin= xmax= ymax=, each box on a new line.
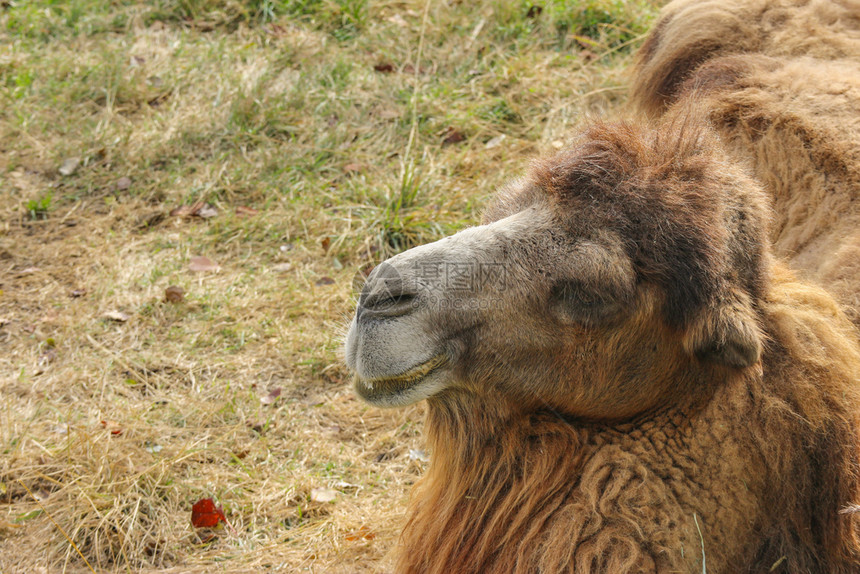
xmin=188 ymin=256 xmax=219 ymax=273
xmin=164 ymin=285 xmax=185 ymax=303
xmin=171 ymin=202 xmax=198 ymax=217
xmin=441 ymin=127 xmax=466 ymax=145
xmin=377 ymin=109 xmax=400 ymax=120
xmin=402 ymin=63 xmax=430 ymax=75
xmin=344 ymin=526 xmax=376 ymax=541
xmin=38 ymin=348 xmax=57 ymax=367
xmin=310 ymin=488 xmax=338 ymax=503
xmin=580 ymin=49 xmax=598 ymax=62
xmin=386 ymin=14 xmax=408 ymax=27
xmin=235 ymin=205 xmax=259 ymax=216
xmin=320 ymin=237 xmax=331 ymax=253
xmin=59 ymin=157 xmax=80 ymax=176
xmin=260 ymin=387 xmax=282 ymax=405
xmin=170 ymin=200 xmax=205 ymax=217
xmin=196 ymin=204 xmax=218 ymax=218
xmin=485 ymin=135 xmax=506 ymax=149
xmin=103 ymin=311 xmax=130 ymax=322
xmin=248 ymin=420 xmax=269 ymax=434
xmin=115 ymin=177 xmax=132 ymax=191
xmin=265 ymin=23 xmax=287 ymax=37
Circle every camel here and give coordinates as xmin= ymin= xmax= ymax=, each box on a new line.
xmin=344 ymin=112 xmax=860 ymax=572
xmin=631 ymin=0 xmax=860 ymax=324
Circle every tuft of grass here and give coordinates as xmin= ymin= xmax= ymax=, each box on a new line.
xmin=26 ymin=192 xmax=52 ymax=220
xmin=0 ymin=0 xmax=657 ymax=571
xmin=489 ymin=0 xmax=655 ymax=50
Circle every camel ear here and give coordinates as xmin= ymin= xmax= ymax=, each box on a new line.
xmin=682 ymin=289 xmax=762 ymax=368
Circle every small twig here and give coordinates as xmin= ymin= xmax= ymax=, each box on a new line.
xmin=18 ymin=480 xmax=97 ymax=574
xmin=577 ymin=85 xmax=626 ymax=101
xmin=693 ymin=513 xmax=707 ymax=574
xmin=582 ymin=30 xmax=652 ymax=67
xmin=59 ymin=201 xmax=82 ymax=225
xmin=84 ymin=334 xmax=158 ymax=388
xmin=465 ymin=17 xmax=485 ymax=49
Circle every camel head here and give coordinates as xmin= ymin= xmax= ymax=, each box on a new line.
xmin=345 ymin=115 xmax=772 ymax=419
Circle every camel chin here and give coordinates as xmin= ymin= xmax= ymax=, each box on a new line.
xmin=353 ymin=354 xmax=450 ymax=407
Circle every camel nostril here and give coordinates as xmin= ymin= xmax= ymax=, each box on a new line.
xmin=360 ymin=291 xmax=418 ymax=317
xmin=358 ymin=261 xmax=420 ymax=318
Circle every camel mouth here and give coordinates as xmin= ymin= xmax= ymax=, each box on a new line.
xmin=354 ymin=354 xmax=449 ymax=406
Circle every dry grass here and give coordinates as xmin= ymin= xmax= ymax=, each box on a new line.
xmin=0 ymin=1 xmax=657 ymax=571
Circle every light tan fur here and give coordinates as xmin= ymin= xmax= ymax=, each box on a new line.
xmin=631 ymin=0 xmax=860 ymax=325
xmin=632 ymin=0 xmax=860 ymax=116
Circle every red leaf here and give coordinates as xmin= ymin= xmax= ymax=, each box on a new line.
xmin=100 ymin=420 xmax=123 ymax=435
xmin=191 ymin=498 xmax=226 ymax=528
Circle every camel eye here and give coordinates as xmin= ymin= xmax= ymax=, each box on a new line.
xmin=551 ymin=281 xmax=621 ymax=325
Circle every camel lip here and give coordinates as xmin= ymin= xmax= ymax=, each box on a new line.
xmin=353 ymin=354 xmax=449 ymax=405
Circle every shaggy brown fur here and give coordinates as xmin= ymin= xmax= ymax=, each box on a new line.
xmin=394 ymin=118 xmax=860 ymax=573
xmin=632 ymin=0 xmax=860 ymax=116
xmin=631 ymin=0 xmax=860 ymax=325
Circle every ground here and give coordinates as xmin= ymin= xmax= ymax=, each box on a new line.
xmin=0 ymin=1 xmax=656 ymax=572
